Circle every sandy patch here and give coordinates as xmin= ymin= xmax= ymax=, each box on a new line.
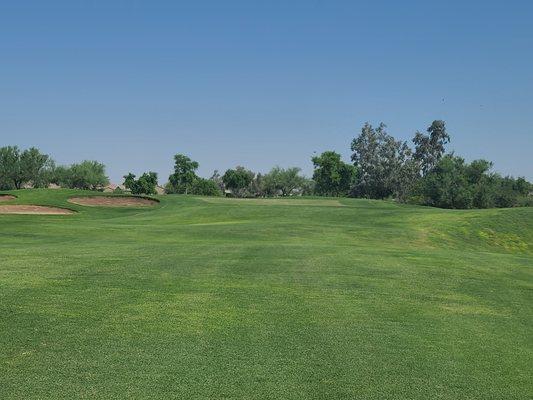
xmin=0 ymin=205 xmax=74 ymax=215
xmin=68 ymin=196 xmax=158 ymax=207
xmin=0 ymin=195 xmax=16 ymax=202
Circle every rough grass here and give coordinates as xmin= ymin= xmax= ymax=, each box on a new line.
xmin=0 ymin=189 xmax=531 ymax=399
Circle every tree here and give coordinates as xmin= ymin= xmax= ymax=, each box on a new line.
xmin=312 ymin=151 xmax=356 ymax=196
xmin=251 ymin=172 xmax=265 ymax=197
xmin=300 ymin=178 xmax=316 ymax=196
xmin=190 ymin=178 xmax=222 ymax=196
xmin=413 ymin=120 xmax=450 ymax=175
xmin=222 ymin=166 xmax=255 ymax=197
xmin=415 ymin=155 xmax=474 ymax=209
xmin=20 ymin=147 xmax=55 ymax=188
xmin=54 ymin=160 xmax=109 ymax=190
xmin=390 ymin=154 xmax=419 ymax=203
xmin=0 ymin=146 xmax=54 ymax=189
xmin=261 ymin=168 xmax=281 ymax=196
xmin=492 ymin=175 xmax=531 ymax=208
xmin=50 ymin=165 xmax=70 ymax=188
xmin=261 ymin=166 xmax=308 ymax=196
xmin=465 ymin=160 xmax=495 ymax=208
xmin=123 ymin=172 xmax=158 ymax=195
xmin=209 ymin=170 xmax=225 ymax=192
xmin=123 ymin=173 xmax=137 ymax=191
xmin=0 ymin=146 xmax=20 ymax=189
xmin=69 ymin=160 xmax=109 ymax=190
xmin=414 ymin=155 xmax=532 ymax=209
xmin=167 ymin=154 xmax=199 ymax=194
xmin=351 ymin=123 xmax=415 ymax=200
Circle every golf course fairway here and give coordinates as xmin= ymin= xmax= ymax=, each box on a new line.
xmin=1 ymin=189 xmax=531 ymax=399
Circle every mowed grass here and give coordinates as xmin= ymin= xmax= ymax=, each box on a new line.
xmin=0 ymin=189 xmax=531 ymax=399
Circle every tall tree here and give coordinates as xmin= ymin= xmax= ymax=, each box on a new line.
xmin=312 ymin=151 xmax=356 ymax=196
xmin=123 ymin=173 xmax=137 ymax=191
xmin=251 ymin=173 xmax=265 ymax=197
xmin=168 ymin=154 xmax=199 ymax=194
xmin=0 ymin=146 xmax=54 ymax=189
xmin=191 ymin=178 xmax=222 ymax=196
xmin=414 ymin=155 xmax=532 ymax=209
xmin=222 ymin=166 xmax=255 ymax=197
xmin=60 ymin=160 xmax=109 ymax=190
xmin=262 ymin=166 xmax=308 ymax=196
xmin=209 ymin=170 xmax=225 ymax=192
xmin=123 ymin=172 xmax=158 ymax=195
xmin=390 ymin=146 xmax=420 ymax=203
xmin=351 ymin=123 xmax=414 ymax=199
xmin=0 ymin=146 xmax=20 ymax=189
xmin=415 ymin=155 xmax=474 ymax=209
xmin=413 ymin=120 xmax=450 ymax=175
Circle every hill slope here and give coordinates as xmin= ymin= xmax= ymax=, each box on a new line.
xmin=1 ymin=190 xmax=532 ymax=399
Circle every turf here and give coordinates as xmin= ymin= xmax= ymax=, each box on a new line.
xmin=0 ymin=189 xmax=531 ymax=399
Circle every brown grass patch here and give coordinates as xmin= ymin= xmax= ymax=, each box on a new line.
xmin=0 ymin=195 xmax=16 ymax=202
xmin=0 ymin=205 xmax=74 ymax=215
xmin=68 ymin=196 xmax=157 ymax=207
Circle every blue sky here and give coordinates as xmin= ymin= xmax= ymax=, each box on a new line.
xmin=1 ymin=0 xmax=532 ymax=183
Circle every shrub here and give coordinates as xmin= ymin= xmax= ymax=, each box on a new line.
xmin=190 ymin=178 xmax=222 ymax=196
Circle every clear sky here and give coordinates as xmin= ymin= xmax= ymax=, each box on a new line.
xmin=1 ymin=0 xmax=532 ymax=183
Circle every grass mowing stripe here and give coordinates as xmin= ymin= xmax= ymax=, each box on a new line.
xmin=0 ymin=189 xmax=531 ymax=399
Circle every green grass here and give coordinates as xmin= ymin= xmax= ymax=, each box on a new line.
xmin=1 ymin=189 xmax=532 ymax=399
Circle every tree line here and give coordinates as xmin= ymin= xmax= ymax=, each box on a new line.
xmin=347 ymin=121 xmax=531 ymax=208
xmin=156 ymin=120 xmax=531 ymax=208
xmin=1 ymin=120 xmax=531 ymax=209
xmin=0 ymin=146 xmax=108 ymax=191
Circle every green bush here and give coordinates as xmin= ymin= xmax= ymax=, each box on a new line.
xmin=414 ymin=155 xmax=531 ymax=209
xmin=123 ymin=172 xmax=158 ymax=195
xmin=190 ymin=178 xmax=222 ymax=196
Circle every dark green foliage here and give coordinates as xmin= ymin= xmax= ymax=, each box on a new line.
xmin=413 ymin=120 xmax=451 ymax=175
xmin=166 ymin=154 xmax=222 ymax=196
xmin=123 ymin=172 xmax=158 ymax=195
xmin=0 ymin=146 xmax=17 ymax=189
xmin=167 ymin=154 xmax=199 ymax=194
xmin=123 ymin=173 xmax=136 ymax=191
xmin=222 ymin=166 xmax=255 ymax=197
xmin=2 ymin=123 xmax=529 ymax=210
xmin=0 ymin=146 xmax=54 ymax=189
xmin=209 ymin=170 xmax=225 ymax=193
xmin=252 ymin=172 xmax=266 ymax=197
xmin=311 ymin=151 xmax=356 ymax=196
xmin=190 ymin=178 xmax=222 ymax=196
xmin=136 ymin=172 xmax=158 ymax=195
xmin=414 ymin=155 xmax=532 ymax=209
xmin=351 ymin=123 xmax=416 ymax=200
xmin=261 ymin=166 xmax=309 ymax=196
xmin=53 ymin=160 xmax=109 ymax=190
xmin=348 ymin=120 xmax=530 ymax=208
xmin=300 ymin=178 xmax=315 ymax=195
xmin=414 ymin=155 xmax=474 ymax=209
xmin=492 ymin=176 xmax=532 ymax=208
xmin=50 ymin=165 xmax=70 ymax=188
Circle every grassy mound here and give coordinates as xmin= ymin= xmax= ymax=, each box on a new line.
xmin=0 ymin=189 xmax=531 ymax=399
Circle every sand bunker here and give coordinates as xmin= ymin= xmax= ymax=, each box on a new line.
xmin=0 ymin=205 xmax=74 ymax=215
xmin=68 ymin=196 xmax=157 ymax=207
xmin=0 ymin=195 xmax=16 ymax=202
